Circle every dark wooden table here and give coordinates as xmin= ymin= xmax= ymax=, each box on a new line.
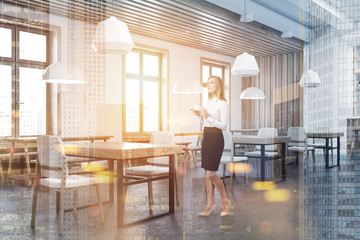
xmin=306 ymin=132 xmax=344 ymax=168
xmin=232 ymin=135 xmax=290 ymax=182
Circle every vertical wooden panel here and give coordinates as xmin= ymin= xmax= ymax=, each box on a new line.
xmin=287 ymin=53 xmax=294 ymax=129
xmin=240 ymin=52 xmax=302 ymax=132
xmin=293 ymin=52 xmax=300 ymax=126
xmin=254 ymin=58 xmax=260 ymax=129
xmin=298 ymin=52 xmax=304 ymax=126
xmin=264 ymin=56 xmax=271 ymax=127
xmin=259 ymin=57 xmax=265 ymax=127
xmin=270 ymin=55 xmax=276 ymax=128
xmin=275 ymin=55 xmax=282 ymax=131
xmin=280 ymin=54 xmax=288 ymax=134
xmin=241 ymin=77 xmax=254 ymax=129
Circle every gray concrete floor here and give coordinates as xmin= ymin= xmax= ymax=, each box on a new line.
xmin=1 ymin=154 xmax=356 ymax=240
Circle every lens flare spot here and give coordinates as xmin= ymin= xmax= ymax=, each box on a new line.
xmin=62 ymin=144 xmax=77 ymax=153
xmin=82 ymin=163 xmax=110 ymax=183
xmin=264 ymin=189 xmax=291 ymax=202
xmin=252 ymin=181 xmax=276 ymax=191
xmin=259 ymin=221 xmax=272 ymax=235
xmin=226 ymin=162 xmax=253 ymax=174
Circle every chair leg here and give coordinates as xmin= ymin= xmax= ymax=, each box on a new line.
xmin=31 ymin=180 xmax=39 ymax=227
xmin=0 ymin=158 xmax=4 ymax=182
xmin=95 ymin=184 xmax=104 ymax=223
xmin=312 ymin=150 xmax=315 ymax=164
xmin=222 ymin=164 xmax=226 ymax=184
xmin=244 ymin=162 xmax=248 ymax=184
xmin=148 ymin=178 xmax=153 ymax=212
xmin=123 ymin=178 xmax=129 ymax=216
xmin=229 ymin=163 xmax=235 ymax=190
xmin=58 ymin=189 xmax=66 ymax=235
xmin=175 ymin=169 xmax=180 ymax=205
xmin=191 ymin=151 xmax=196 ymax=168
xmin=73 ymin=190 xmax=78 ymax=218
xmin=306 ymin=150 xmax=309 ymax=162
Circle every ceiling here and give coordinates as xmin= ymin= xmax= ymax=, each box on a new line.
xmin=206 ymin=0 xmax=309 ymax=42
xmin=4 ymin=0 xmax=304 ymax=57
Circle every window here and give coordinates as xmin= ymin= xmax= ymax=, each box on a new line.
xmin=0 ymin=25 xmax=48 ymax=137
xmin=354 ymin=46 xmax=360 ymax=115
xmin=123 ymin=49 xmax=162 ymax=141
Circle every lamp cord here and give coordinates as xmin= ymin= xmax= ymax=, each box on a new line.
xmin=244 ymin=0 xmax=247 ymax=21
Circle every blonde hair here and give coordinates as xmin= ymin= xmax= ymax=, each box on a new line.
xmin=208 ymin=76 xmax=227 ymax=102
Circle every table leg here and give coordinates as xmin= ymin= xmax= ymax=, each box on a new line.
xmin=7 ymin=143 xmax=15 ymax=176
xmin=337 ymin=136 xmax=340 ymax=166
xmin=261 ymin=145 xmax=265 ymax=181
xmin=117 ymin=160 xmax=124 ymax=228
xmin=325 ymin=138 xmax=329 ymax=168
xmin=169 ymin=155 xmax=175 ymax=213
xmin=108 ymin=160 xmax=114 ymax=203
xmin=0 ymin=158 xmax=3 ymax=181
xmin=281 ymin=143 xmax=286 ymax=181
xmin=56 ymin=192 xmax=60 ymax=215
xmin=24 ymin=143 xmax=32 ymax=183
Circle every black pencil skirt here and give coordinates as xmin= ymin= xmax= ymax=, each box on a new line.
xmin=201 ymin=127 xmax=224 ymax=171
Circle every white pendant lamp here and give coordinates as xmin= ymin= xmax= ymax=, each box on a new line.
xmin=91 ymin=16 xmax=134 ymax=54
xmin=231 ymin=52 xmax=259 ymax=76
xmin=42 ymin=62 xmax=85 ymax=84
xmin=172 ymin=81 xmax=203 ymax=94
xmin=299 ymin=69 xmax=320 ymax=87
xmin=240 ymin=87 xmax=265 ymax=99
xmin=299 ymin=2 xmax=320 ymax=88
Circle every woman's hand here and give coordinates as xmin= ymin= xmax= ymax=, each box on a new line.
xmin=201 ymin=107 xmax=209 ymax=118
xmin=190 ymin=108 xmax=201 ymax=116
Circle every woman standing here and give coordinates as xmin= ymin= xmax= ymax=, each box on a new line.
xmin=191 ymin=76 xmax=231 ymax=217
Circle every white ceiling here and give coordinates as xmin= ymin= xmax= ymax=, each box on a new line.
xmin=205 ymin=0 xmax=310 ymax=41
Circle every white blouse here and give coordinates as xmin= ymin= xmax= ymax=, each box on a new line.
xmin=201 ymin=97 xmax=229 ymax=130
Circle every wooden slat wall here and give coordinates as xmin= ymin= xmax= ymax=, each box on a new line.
xmin=241 ymin=53 xmax=302 ymax=135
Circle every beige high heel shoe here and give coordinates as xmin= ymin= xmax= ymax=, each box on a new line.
xmin=198 ymin=204 xmax=216 ymax=217
xmin=220 ymin=199 xmax=231 ymax=217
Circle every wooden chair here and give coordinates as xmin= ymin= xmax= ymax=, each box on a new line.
xmin=220 ymin=130 xmax=248 ymax=189
xmin=185 ymin=134 xmax=203 ymax=167
xmin=31 ymin=135 xmax=104 ymax=235
xmin=287 ymin=127 xmax=315 ymax=165
xmin=124 ymin=131 xmax=180 ymax=212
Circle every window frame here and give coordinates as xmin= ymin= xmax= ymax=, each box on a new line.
xmin=122 ymin=48 xmax=163 ymax=142
xmin=0 ymin=24 xmax=49 ymax=137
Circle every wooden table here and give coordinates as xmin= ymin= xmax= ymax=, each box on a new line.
xmin=62 ymin=136 xmax=113 ymax=142
xmin=64 ymin=142 xmax=183 ymax=227
xmin=306 ymin=132 xmax=344 ymax=168
xmin=232 ymin=135 xmax=290 ymax=182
